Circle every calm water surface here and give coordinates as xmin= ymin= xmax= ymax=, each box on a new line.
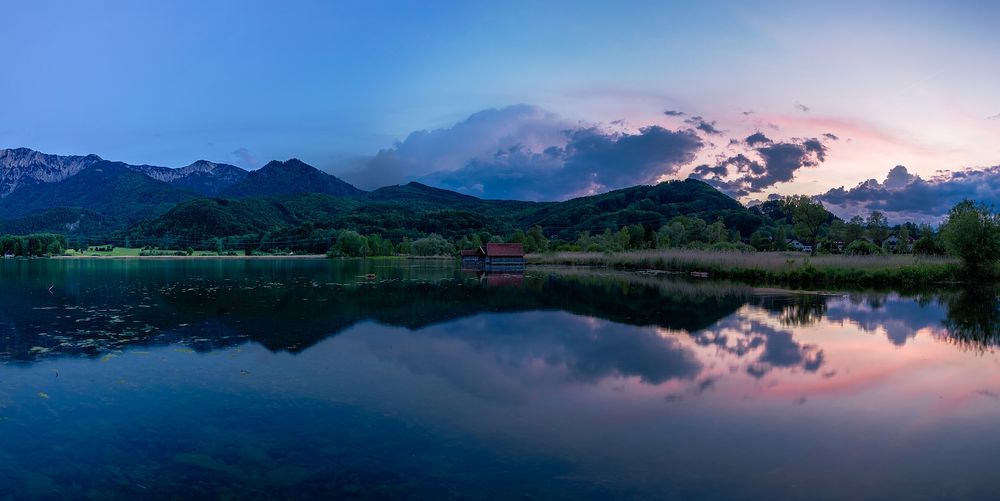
xmin=0 ymin=259 xmax=999 ymax=499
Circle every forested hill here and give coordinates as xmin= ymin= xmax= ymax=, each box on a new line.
xmin=517 ymin=179 xmax=759 ymax=239
xmin=220 ymin=159 xmax=363 ymax=198
xmin=119 ymin=178 xmax=782 ymax=250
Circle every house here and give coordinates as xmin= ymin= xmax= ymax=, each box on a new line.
xmin=460 ymin=243 xmax=525 ymax=271
xmin=818 ymin=240 xmax=845 ymax=253
xmin=785 ymin=239 xmax=805 ymax=251
xmin=785 ymin=239 xmax=813 ymax=253
xmin=483 ymin=243 xmax=525 ymax=271
xmin=884 ymin=235 xmax=914 ymax=252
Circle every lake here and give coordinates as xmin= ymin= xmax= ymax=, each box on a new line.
xmin=0 ymin=258 xmax=998 ymax=499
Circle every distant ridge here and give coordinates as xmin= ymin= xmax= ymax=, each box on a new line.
xmin=220 ymin=158 xmax=365 ymax=198
xmin=0 ymin=147 xmax=102 ymax=196
xmin=365 ymin=181 xmax=499 ymax=207
xmin=132 ymin=160 xmax=248 ymax=195
xmin=0 ymin=160 xmax=198 ymax=223
xmin=0 ymin=147 xmax=248 ymax=196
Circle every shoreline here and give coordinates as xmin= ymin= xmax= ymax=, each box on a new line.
xmin=526 ymin=250 xmax=967 ymax=287
xmin=53 ymin=254 xmax=329 ymax=260
xmin=50 ymin=254 xmax=456 ymax=261
xmin=19 ymin=252 xmax=985 ymax=292
xmin=30 ymin=250 xmax=986 ymax=288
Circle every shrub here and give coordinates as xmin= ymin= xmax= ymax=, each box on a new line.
xmin=844 ymin=240 xmax=880 ymax=255
xmin=335 ymin=230 xmax=370 ymax=257
xmin=940 ymin=200 xmax=1000 ymax=275
xmin=709 ymin=242 xmax=755 ymax=252
xmin=410 ymin=233 xmax=455 ymax=256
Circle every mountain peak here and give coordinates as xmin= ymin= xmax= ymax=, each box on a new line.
xmin=132 ymin=159 xmax=247 ymax=195
xmin=259 ymin=158 xmax=312 ymax=171
xmin=0 ymin=148 xmax=104 ymax=196
xmin=223 ymin=158 xmax=363 ymax=198
xmin=1 ymin=147 xmax=104 ymax=164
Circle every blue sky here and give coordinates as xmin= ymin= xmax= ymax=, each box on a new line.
xmin=2 ymin=0 xmax=999 ymax=219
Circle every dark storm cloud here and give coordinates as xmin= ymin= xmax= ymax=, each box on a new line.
xmin=822 ymin=132 xmax=840 ymax=141
xmin=883 ymin=164 xmax=916 ymax=189
xmin=684 ymin=115 xmax=723 ymax=135
xmin=816 ymin=165 xmax=1000 ymax=222
xmin=800 ymin=138 xmax=826 ymax=161
xmin=704 ymin=155 xmax=763 ymax=187
xmin=338 ymin=104 xmax=705 ymax=200
xmin=335 ymin=103 xmax=849 ymax=202
xmin=690 ymin=137 xmax=830 ymax=197
xmin=692 ymin=163 xmax=730 ymax=178
xmin=338 ymin=104 xmax=573 ymax=190
xmin=423 ymin=125 xmax=704 ymax=200
xmin=696 ymin=121 xmax=723 ymax=135
xmin=564 ymin=126 xmax=704 ymax=186
xmin=745 ymin=132 xmax=772 ymax=146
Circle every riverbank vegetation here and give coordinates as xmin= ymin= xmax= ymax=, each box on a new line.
xmin=528 ymin=250 xmax=962 ymax=286
xmin=527 ymin=199 xmax=999 ymax=286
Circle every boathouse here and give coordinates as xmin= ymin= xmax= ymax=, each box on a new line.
xmin=460 ymin=243 xmax=525 ymax=271
xmin=460 ymin=249 xmax=480 ymax=268
xmin=483 ymin=243 xmax=524 ymax=271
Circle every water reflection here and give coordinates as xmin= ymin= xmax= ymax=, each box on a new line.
xmin=1 ymin=259 xmax=1000 ymax=498
xmin=693 ymin=316 xmax=826 ymax=379
xmin=823 ymin=292 xmax=947 ymax=346
xmin=0 ymin=261 xmax=756 ymax=362
xmin=942 ymin=287 xmax=1000 ymax=352
xmin=0 ymin=260 xmax=997 ymax=363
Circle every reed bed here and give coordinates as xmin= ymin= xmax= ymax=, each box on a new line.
xmin=527 ymin=250 xmax=962 ymax=286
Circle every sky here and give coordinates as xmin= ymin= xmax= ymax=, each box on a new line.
xmin=2 ymin=0 xmax=999 ymax=221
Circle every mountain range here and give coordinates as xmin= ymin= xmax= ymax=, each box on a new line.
xmin=0 ymin=147 xmax=781 ymax=244
xmin=0 ymin=148 xmax=371 ymax=233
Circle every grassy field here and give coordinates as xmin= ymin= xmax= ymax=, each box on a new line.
xmin=64 ymin=247 xmax=144 ymax=257
xmin=63 ymin=247 xmax=230 ymax=257
xmin=528 ymin=250 xmax=964 ymax=286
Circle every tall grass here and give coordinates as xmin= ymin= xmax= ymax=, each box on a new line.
xmin=528 ymin=250 xmax=962 ymax=287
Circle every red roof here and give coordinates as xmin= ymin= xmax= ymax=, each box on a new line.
xmin=485 ymin=243 xmax=524 ymax=257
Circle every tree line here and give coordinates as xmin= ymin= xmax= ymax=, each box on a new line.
xmin=0 ymin=233 xmax=68 ymax=257
xmin=13 ymin=197 xmax=1000 ymax=277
